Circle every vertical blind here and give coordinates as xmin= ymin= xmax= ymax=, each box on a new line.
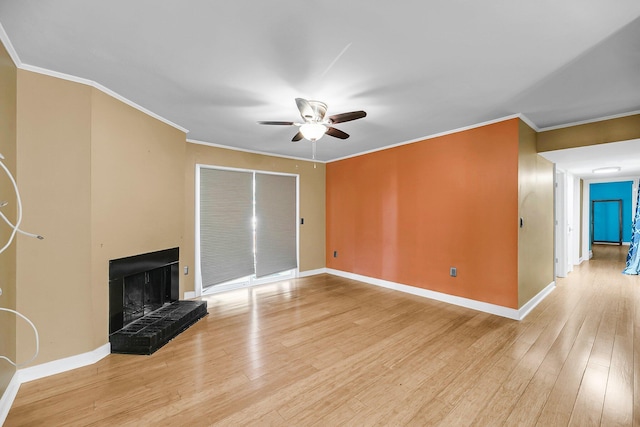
xmin=255 ymin=173 xmax=297 ymax=277
xmin=199 ymin=168 xmax=254 ymax=287
xmin=199 ymin=167 xmax=298 ymax=287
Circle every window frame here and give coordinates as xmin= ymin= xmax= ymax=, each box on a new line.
xmin=195 ymin=164 xmax=300 ymax=296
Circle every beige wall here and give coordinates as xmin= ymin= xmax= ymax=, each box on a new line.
xmin=0 ymin=40 xmax=17 ymax=394
xmin=7 ymin=67 xmax=323 ymax=367
xmin=15 ymin=71 xmax=93 ymax=362
xmin=13 ymin=71 xmax=186 ymax=364
xmin=182 ymin=143 xmax=326 ymax=294
xmin=90 ymin=89 xmax=186 ymax=349
xmin=537 ymin=114 xmax=640 ymax=152
xmin=518 ymin=120 xmax=555 ymax=307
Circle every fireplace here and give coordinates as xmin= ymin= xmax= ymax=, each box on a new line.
xmin=109 ymin=247 xmax=207 ymax=354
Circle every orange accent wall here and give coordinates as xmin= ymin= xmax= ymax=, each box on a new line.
xmin=327 ymin=119 xmax=520 ymax=308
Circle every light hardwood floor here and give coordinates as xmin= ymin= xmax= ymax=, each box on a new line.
xmin=6 ymin=245 xmax=639 ymax=426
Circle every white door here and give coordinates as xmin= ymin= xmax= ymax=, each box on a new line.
xmin=555 ymin=169 xmax=568 ymax=278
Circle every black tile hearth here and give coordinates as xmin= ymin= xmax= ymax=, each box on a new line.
xmin=109 ymin=300 xmax=208 ymax=355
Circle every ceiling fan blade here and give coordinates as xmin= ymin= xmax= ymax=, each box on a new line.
xmin=328 ymin=111 xmax=367 ymax=124
xmin=257 ymin=121 xmax=295 ymax=125
xmin=292 ymin=131 xmax=304 ymax=142
xmin=295 ymin=98 xmax=315 ymax=121
xmin=326 ymin=127 xmax=349 ymax=139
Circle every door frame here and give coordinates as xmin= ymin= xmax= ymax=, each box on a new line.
xmin=555 ymin=169 xmax=568 ymax=278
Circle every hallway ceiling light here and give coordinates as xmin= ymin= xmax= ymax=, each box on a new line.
xmin=592 ymin=166 xmax=621 ymax=174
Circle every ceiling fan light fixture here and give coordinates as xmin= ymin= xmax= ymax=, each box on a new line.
xmin=592 ymin=166 xmax=621 ymax=174
xmin=300 ymin=123 xmax=327 ymax=141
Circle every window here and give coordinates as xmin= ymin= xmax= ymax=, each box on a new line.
xmin=196 ymin=166 xmax=298 ymax=294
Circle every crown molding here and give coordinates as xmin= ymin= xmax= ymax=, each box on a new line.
xmin=329 ymin=114 xmax=526 ymax=163
xmin=18 ymin=64 xmax=188 ymax=134
xmin=187 ymin=138 xmax=326 ymax=163
xmin=537 ymin=110 xmax=640 ymax=132
xmin=517 ymin=113 xmax=540 ymax=132
xmin=4 ymin=20 xmax=638 ymax=162
xmin=0 ymin=22 xmax=21 ymax=67
xmin=0 ymin=23 xmax=188 ymax=135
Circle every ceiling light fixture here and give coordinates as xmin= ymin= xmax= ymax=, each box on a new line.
xmin=257 ymin=98 xmax=367 ymax=158
xmin=592 ymin=166 xmax=621 ymax=174
xmin=299 ymin=123 xmax=327 ymax=141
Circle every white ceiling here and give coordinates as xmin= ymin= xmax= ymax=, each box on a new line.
xmin=539 ymin=138 xmax=640 ymax=180
xmin=1 ymin=1 xmax=639 ymax=162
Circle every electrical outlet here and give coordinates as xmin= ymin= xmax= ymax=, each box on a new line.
xmin=333 ymin=250 xmax=338 ymax=258
xmin=450 ymin=267 xmax=457 ymax=277
xmin=0 ymin=287 xmax=3 ymax=296
xmin=184 ymin=266 xmax=189 ymax=275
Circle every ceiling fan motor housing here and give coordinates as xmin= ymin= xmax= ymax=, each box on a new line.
xmin=305 ymin=100 xmax=328 ymax=122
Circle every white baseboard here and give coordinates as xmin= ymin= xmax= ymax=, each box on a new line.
xmin=0 ymin=372 xmax=20 ymax=426
xmin=183 ymin=291 xmax=196 ymax=299
xmin=326 ymin=269 xmax=555 ymax=321
xmin=297 ymin=268 xmax=328 ymax=278
xmin=17 ymin=343 xmax=111 ymax=384
xmin=517 ymin=281 xmax=556 ymax=320
xmin=0 ymin=343 xmax=111 ymax=424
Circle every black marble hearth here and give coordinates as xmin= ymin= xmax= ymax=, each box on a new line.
xmin=109 ymin=248 xmax=207 ymax=355
xmin=110 ymin=300 xmax=207 ymax=355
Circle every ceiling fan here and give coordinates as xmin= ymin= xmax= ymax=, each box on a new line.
xmin=257 ymin=98 xmax=367 ymax=143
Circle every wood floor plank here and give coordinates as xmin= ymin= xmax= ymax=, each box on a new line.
xmin=535 ymin=307 xmax=604 ymax=426
xmin=601 ymin=335 xmax=634 ymax=427
xmin=471 ymin=296 xmax=584 ymax=426
xmin=569 ymin=361 xmax=609 ymax=426
xmin=5 ymin=244 xmax=637 ymax=426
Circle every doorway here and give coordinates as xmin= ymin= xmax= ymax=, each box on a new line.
xmin=591 ymin=199 xmax=623 ymax=245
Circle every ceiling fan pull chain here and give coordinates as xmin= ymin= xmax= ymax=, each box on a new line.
xmin=312 ymin=141 xmax=317 ymax=160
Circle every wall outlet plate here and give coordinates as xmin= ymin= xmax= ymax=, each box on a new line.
xmin=450 ymin=267 xmax=457 ymax=277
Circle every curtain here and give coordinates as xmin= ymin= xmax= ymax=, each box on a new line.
xmin=623 ymin=180 xmax=640 ymax=275
xmin=199 ymin=168 xmax=255 ymax=287
xmin=254 ymin=173 xmax=298 ymax=277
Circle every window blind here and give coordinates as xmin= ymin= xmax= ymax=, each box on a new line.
xmin=199 ymin=168 xmax=254 ymax=287
xmin=254 ymin=173 xmax=297 ymax=277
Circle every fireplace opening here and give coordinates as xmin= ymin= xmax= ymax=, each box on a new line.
xmin=109 ymin=247 xmax=180 ymax=335
xmin=109 ymin=247 xmax=207 ymax=355
xmin=123 ymin=266 xmax=173 ymax=325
